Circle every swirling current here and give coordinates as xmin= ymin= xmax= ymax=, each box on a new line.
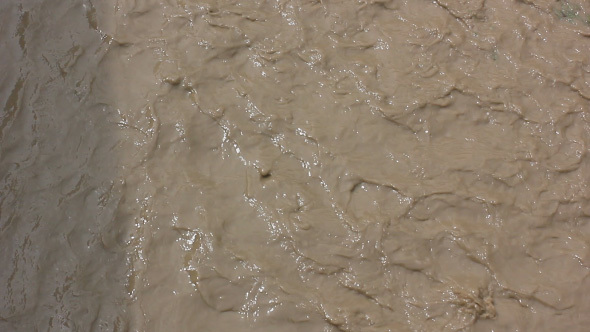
xmin=1 ymin=0 xmax=590 ymax=331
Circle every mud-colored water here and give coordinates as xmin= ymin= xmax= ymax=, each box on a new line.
xmin=2 ymin=0 xmax=590 ymax=331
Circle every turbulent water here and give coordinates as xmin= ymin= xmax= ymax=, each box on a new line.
xmin=2 ymin=0 xmax=590 ymax=331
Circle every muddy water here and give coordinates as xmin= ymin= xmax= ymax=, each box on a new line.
xmin=2 ymin=0 xmax=590 ymax=331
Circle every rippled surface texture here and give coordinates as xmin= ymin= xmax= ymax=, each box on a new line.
xmin=2 ymin=0 xmax=590 ymax=331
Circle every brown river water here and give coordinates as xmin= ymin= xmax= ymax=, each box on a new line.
xmin=1 ymin=0 xmax=590 ymax=331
